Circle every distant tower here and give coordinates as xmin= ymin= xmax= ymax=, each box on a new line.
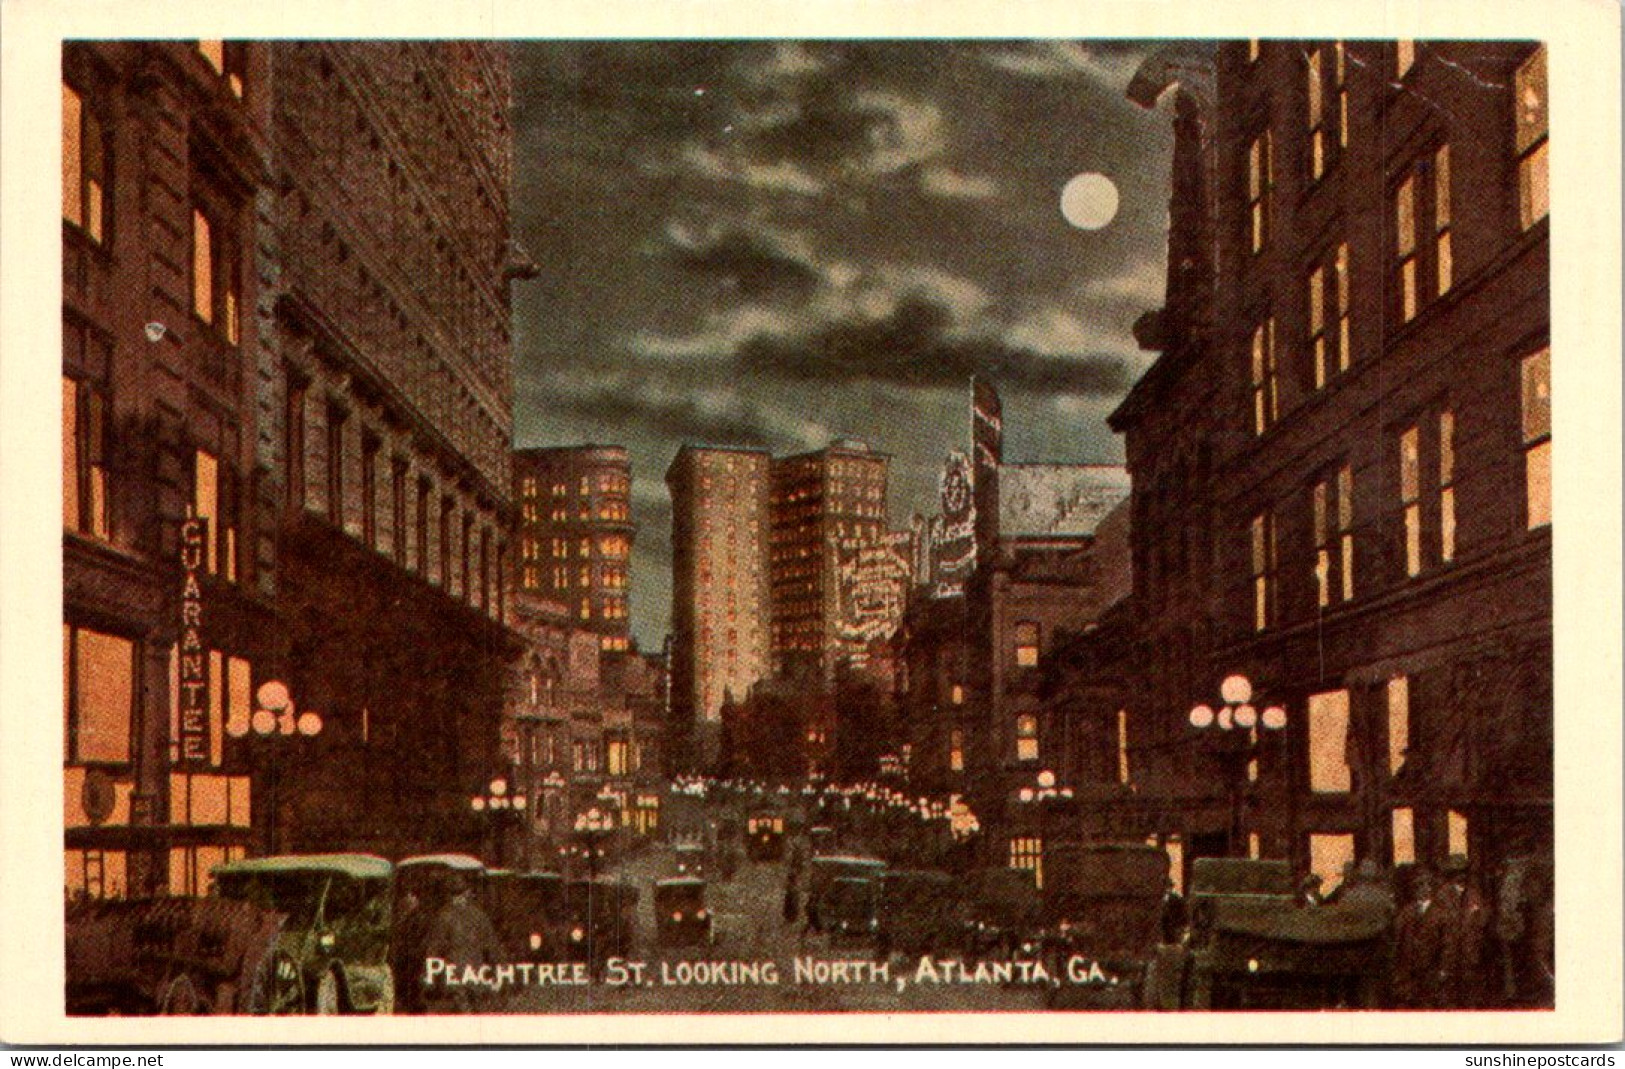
xmin=666 ymin=446 xmax=772 ymax=771
xmin=513 ymin=446 xmax=634 ymax=652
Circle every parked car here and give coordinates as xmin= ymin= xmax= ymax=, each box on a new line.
xmin=561 ymin=877 xmax=639 ymax=965
xmin=805 ymin=855 xmax=886 ymax=933
xmin=823 ymin=876 xmax=881 ymax=944
xmin=654 ymin=878 xmax=714 ymax=948
xmin=1041 ymin=843 xmax=1170 ymax=1008
xmin=66 ymin=895 xmax=286 ymax=1015
xmin=960 ymin=866 xmax=1041 ymax=960
xmin=673 ymin=841 xmax=709 ymax=878
xmin=485 ymin=870 xmax=568 ymax=958
xmin=212 ymin=853 xmax=396 ymax=1014
xmin=878 ymin=869 xmax=959 ymax=957
xmin=1183 ymin=857 xmax=1390 ymax=1009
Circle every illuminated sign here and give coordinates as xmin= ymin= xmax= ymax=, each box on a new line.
xmin=929 ymin=452 xmax=975 ymax=598
xmin=177 ymin=513 xmax=210 ymax=767
xmin=835 ymin=530 xmax=912 ymax=644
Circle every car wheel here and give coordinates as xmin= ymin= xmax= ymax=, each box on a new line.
xmin=158 ymin=973 xmax=205 ymax=1016
xmin=266 ymin=953 xmax=306 ymax=1015
xmin=314 ymin=969 xmax=345 ymax=1015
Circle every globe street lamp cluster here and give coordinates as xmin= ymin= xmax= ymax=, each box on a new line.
xmin=226 ymin=680 xmax=323 ymax=740
xmin=470 ymin=776 xmax=527 ymax=815
xmin=1189 ymin=674 xmax=1287 ymax=734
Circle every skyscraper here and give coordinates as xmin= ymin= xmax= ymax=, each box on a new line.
xmin=768 ymin=440 xmax=900 ymax=678
xmin=666 ymin=446 xmax=772 ymax=770
xmin=513 ymin=445 xmax=634 ymax=652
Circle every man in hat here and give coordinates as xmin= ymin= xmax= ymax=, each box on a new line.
xmin=422 ymin=872 xmax=506 ymax=1013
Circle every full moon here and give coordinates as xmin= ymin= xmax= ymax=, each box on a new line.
xmin=1060 ymin=172 xmax=1120 ymax=230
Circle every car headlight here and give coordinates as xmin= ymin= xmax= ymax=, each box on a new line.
xmin=276 ymin=958 xmax=298 ymax=981
xmin=571 ymin=927 xmax=585 ymax=942
xmin=869 ymin=919 xmax=878 ymax=930
xmin=529 ymin=933 xmax=542 ymax=950
xmin=696 ymin=909 xmax=708 ymax=921
xmin=672 ymin=911 xmax=683 ymax=922
xmin=318 ymin=931 xmax=336 ymax=952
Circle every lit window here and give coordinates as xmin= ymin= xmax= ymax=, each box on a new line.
xmin=1306 ymin=47 xmax=1335 ymax=179
xmin=1400 ymin=426 xmax=1422 ymax=576
xmin=1013 ymin=621 xmax=1040 ymax=667
xmin=66 ymin=626 xmax=133 ymax=764
xmin=1391 ymin=808 xmax=1415 ymax=865
xmin=191 ymin=204 xmax=241 ymax=345
xmin=949 ymin=728 xmax=964 ymax=772
xmin=1435 ymin=145 xmax=1452 ymax=294
xmin=1335 ymin=243 xmax=1350 ymax=373
xmin=1250 ymin=510 xmax=1277 ymax=630
xmin=950 ymin=684 xmax=964 ymax=705
xmin=1308 ymin=690 xmax=1351 ymax=793
xmin=1247 ymin=38 xmax=1260 ymax=63
xmin=1395 ymin=176 xmax=1418 ymax=322
xmin=1396 ymin=39 xmax=1415 ymax=77
xmin=1309 ymin=833 xmax=1355 ymax=893
xmin=1010 ymin=836 xmax=1043 ymax=889
xmin=1250 ymin=317 xmax=1278 ymax=435
xmin=1337 ymin=466 xmax=1354 ymax=600
xmin=1439 ymin=411 xmax=1456 ymax=562
xmin=1310 ymin=245 xmax=1352 ymax=389
xmin=62 ymin=376 xmax=110 ymax=539
xmin=193 ymin=450 xmax=222 ymax=576
xmin=1312 ymin=479 xmax=1332 ymax=607
xmin=1387 ymin=676 xmax=1409 ymax=775
xmin=607 ymin=739 xmax=629 ymax=776
xmin=1117 ymin=708 xmax=1131 ymax=785
xmin=1448 ymin=809 xmax=1469 ymax=858
xmin=1515 ymin=46 xmax=1548 ymax=230
xmin=61 ymin=82 xmax=106 ymax=243
xmin=1522 ymin=348 xmax=1551 ymax=528
xmin=1015 ymin=714 xmax=1039 ymax=762
xmin=1248 ymin=131 xmax=1273 ymax=253
xmin=66 ymin=848 xmax=128 ymax=901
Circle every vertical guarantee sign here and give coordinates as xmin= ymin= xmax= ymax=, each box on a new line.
xmin=177 ymin=513 xmax=210 ymax=767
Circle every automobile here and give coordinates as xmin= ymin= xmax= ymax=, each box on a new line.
xmin=66 ymin=895 xmax=286 ymax=1015
xmin=1183 ymin=857 xmax=1391 ymax=1009
xmin=822 ymin=877 xmax=881 ymax=944
xmin=960 ymin=866 xmax=1041 ymax=960
xmin=745 ymin=814 xmax=787 ymax=862
xmin=1040 ymin=843 xmax=1171 ymax=1008
xmin=393 ymin=853 xmax=489 ymax=912
xmin=561 ymin=877 xmax=639 ymax=965
xmin=212 ymin=853 xmax=396 ymax=1014
xmin=805 ymin=855 xmax=886 ymax=933
xmin=673 ymin=841 xmax=709 ymax=878
xmin=877 ymin=869 xmax=959 ymax=957
xmin=485 ymin=870 xmax=568 ymax=958
xmin=653 ymin=878 xmax=714 ymax=948
xmin=808 ymin=825 xmax=836 ymax=857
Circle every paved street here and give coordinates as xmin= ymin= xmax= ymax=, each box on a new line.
xmin=506 ymin=839 xmax=1047 ymax=1013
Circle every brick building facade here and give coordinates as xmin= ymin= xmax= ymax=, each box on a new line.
xmin=513 ymin=445 xmax=634 ymax=652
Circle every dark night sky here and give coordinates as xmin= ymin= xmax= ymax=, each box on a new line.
xmin=508 ymin=41 xmax=1178 ymax=650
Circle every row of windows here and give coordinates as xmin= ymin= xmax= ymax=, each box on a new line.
xmin=1243 ymin=47 xmax=1548 ymax=437
xmin=1250 ymin=350 xmax=1550 ymax=631
xmin=288 ymin=383 xmax=504 ymax=618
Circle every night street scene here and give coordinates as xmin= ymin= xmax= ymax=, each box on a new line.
xmin=61 ymin=38 xmax=1552 ymax=1016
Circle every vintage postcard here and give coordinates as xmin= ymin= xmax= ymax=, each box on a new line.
xmin=0 ymin=0 xmax=1619 ymax=1048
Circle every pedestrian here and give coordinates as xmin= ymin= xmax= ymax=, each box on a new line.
xmin=421 ymin=873 xmax=506 ymax=1014
xmin=1392 ymin=864 xmax=1446 ymax=1008
xmin=1160 ymin=879 xmax=1188 ymax=945
xmin=389 ymin=888 xmax=431 ymax=1015
xmin=1437 ymin=855 xmax=1491 ymax=1008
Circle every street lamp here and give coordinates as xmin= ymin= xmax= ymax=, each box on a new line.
xmin=471 ymin=775 xmax=528 ymax=867
xmin=572 ymin=805 xmax=616 ymax=882
xmin=1189 ymin=674 xmax=1287 ymax=858
xmin=227 ymin=680 xmax=322 ymax=854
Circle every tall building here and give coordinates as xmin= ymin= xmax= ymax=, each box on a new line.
xmin=513 ymin=445 xmax=634 ymax=652
xmin=62 ymin=41 xmax=274 ymax=899
xmin=265 ymin=41 xmax=525 ymax=857
xmin=768 ymin=440 xmax=901 ymax=678
xmin=666 ymin=446 xmax=772 ymax=771
xmin=1081 ymin=40 xmax=1551 ymax=909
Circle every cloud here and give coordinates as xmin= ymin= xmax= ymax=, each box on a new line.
xmin=981 ymin=41 xmax=1147 ymax=87
xmin=677 ymin=143 xmax=826 ymax=196
xmin=529 ymin=378 xmax=832 ymax=454
xmin=920 ymin=166 xmax=1000 ymax=201
xmin=663 ymin=223 xmax=824 ymax=299
xmin=735 ymin=296 xmax=1133 ymax=396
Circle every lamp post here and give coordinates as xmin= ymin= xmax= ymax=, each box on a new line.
xmin=227 ymin=680 xmax=322 ymax=855
xmin=1188 ymin=674 xmax=1287 ymax=858
xmin=572 ymin=805 xmax=616 ymax=882
xmin=1011 ymin=769 xmax=1076 ymax=888
xmin=470 ymin=775 xmax=528 ymax=868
